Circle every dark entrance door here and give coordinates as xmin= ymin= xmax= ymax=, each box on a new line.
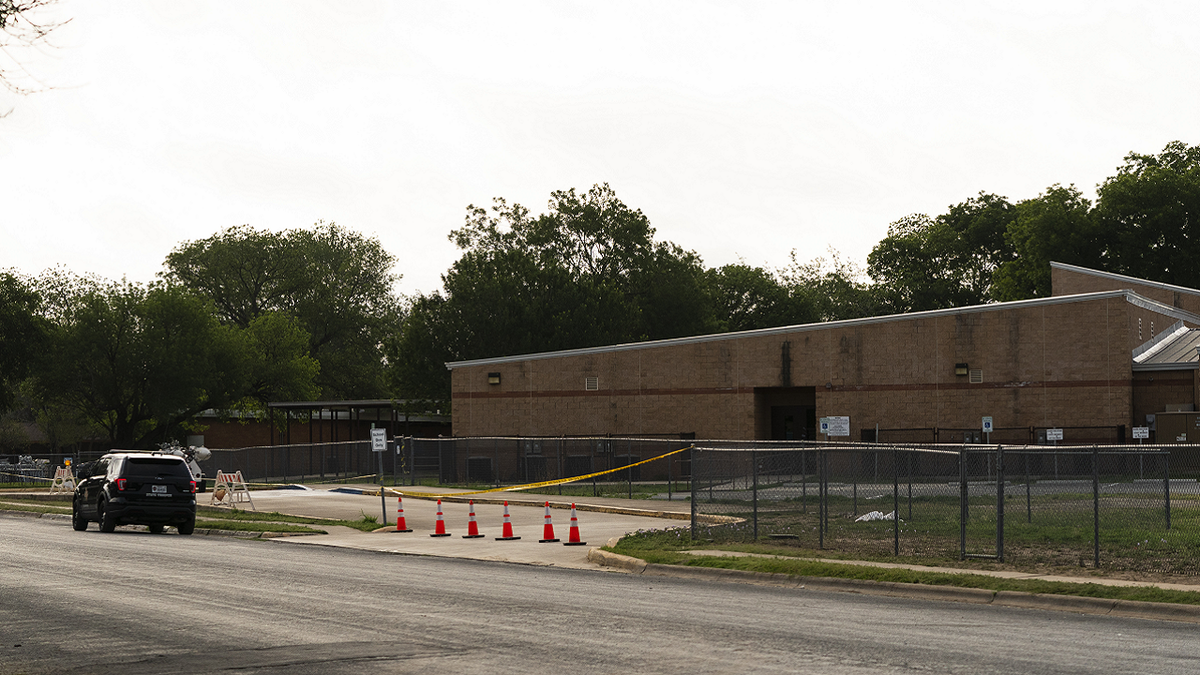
xmin=771 ymin=405 xmax=816 ymax=440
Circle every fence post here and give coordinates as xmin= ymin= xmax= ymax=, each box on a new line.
xmin=818 ymin=447 xmax=825 ymax=550
xmin=959 ymin=446 xmax=966 ymax=561
xmin=690 ymin=446 xmax=698 ymax=538
xmin=1093 ymin=444 xmax=1100 ymax=568
xmin=752 ymin=449 xmax=759 ymax=540
xmin=801 ymin=450 xmax=807 ymax=514
xmin=893 ymin=444 xmax=899 ymax=556
xmin=668 ymin=449 xmax=673 ymax=502
xmin=1025 ymin=452 xmax=1032 ymax=524
xmin=996 ymin=444 xmax=1004 ymax=563
xmin=627 ymin=438 xmax=633 ymax=500
xmin=1164 ymin=453 xmax=1172 ymax=530
xmin=907 ymin=449 xmax=913 ymax=521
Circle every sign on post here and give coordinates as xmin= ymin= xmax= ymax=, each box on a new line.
xmin=982 ymin=416 xmax=993 ymax=433
xmin=1133 ymin=426 xmax=1150 ymax=440
xmin=371 ymin=427 xmax=388 ymax=452
xmin=1046 ymin=428 xmax=1064 ymax=442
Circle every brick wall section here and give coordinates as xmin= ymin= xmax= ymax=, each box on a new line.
xmin=451 ymin=293 xmax=1190 ymax=440
xmin=1132 ymin=370 xmax=1197 ymax=428
xmin=1052 ymin=263 xmax=1200 ymax=315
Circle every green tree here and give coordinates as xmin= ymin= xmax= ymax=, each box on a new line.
xmin=0 ymin=271 xmax=45 ymax=411
xmin=389 ymin=184 xmax=715 ymax=401
xmin=992 ymin=184 xmax=1099 ymax=300
xmin=1094 ymin=141 xmax=1200 ymax=286
xmin=164 ymin=221 xmax=400 ymax=399
xmin=32 ymin=279 xmax=249 ymax=448
xmin=705 ymin=263 xmax=816 ymax=332
xmin=782 ymin=249 xmax=887 ymax=321
xmin=867 ymin=193 xmax=1016 ymax=312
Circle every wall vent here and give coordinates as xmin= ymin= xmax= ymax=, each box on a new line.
xmin=969 ymin=369 xmax=983 ymax=384
xmin=585 ymin=376 xmax=599 ymax=391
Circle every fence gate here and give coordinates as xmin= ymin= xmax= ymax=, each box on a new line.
xmin=960 ymin=447 xmax=1004 ymax=562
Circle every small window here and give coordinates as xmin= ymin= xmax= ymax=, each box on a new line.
xmin=585 ymin=376 xmax=599 ymax=391
xmin=969 ymin=369 xmax=983 ymax=384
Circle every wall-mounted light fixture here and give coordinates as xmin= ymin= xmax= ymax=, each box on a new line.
xmin=955 ymin=363 xmax=969 ymax=376
xmin=487 ymin=372 xmax=501 ymax=385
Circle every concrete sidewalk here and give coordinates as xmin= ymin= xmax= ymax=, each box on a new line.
xmin=231 ymin=484 xmax=691 ymax=569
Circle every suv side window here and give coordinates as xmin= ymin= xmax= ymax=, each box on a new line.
xmin=106 ymin=458 xmax=122 ymax=480
xmin=92 ymin=457 xmax=110 ymax=479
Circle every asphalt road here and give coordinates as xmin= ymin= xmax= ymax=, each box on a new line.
xmin=3 ymin=515 xmax=1198 ymax=675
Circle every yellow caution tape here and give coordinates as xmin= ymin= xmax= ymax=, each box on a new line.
xmin=384 ymin=445 xmax=694 ymax=499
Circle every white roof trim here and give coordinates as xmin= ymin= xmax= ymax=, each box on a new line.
xmin=1133 ymin=321 xmax=1189 ymax=363
xmin=447 ymin=289 xmax=1200 ymax=370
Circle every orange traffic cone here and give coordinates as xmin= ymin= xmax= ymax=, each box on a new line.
xmin=393 ymin=495 xmax=412 ymax=533
xmin=564 ymin=503 xmax=586 ymax=546
xmin=462 ymin=499 xmax=484 ymax=539
xmin=430 ymin=499 xmax=451 ymax=537
xmin=495 ymin=500 xmax=520 ymax=541
xmin=539 ymin=500 xmax=559 ymax=543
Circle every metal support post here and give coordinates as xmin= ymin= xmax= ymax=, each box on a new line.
xmin=996 ymin=444 xmax=1004 ymax=563
xmin=752 ymin=449 xmax=759 ymax=540
xmin=1165 ymin=454 xmax=1172 ymax=530
xmin=893 ymin=444 xmax=900 ymax=556
xmin=1092 ymin=445 xmax=1100 ymax=568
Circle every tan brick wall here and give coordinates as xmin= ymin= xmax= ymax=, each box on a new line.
xmin=1052 ymin=264 xmax=1200 ymax=315
xmin=1132 ymin=370 xmax=1196 ymax=429
xmin=452 ymin=294 xmax=1184 ymax=440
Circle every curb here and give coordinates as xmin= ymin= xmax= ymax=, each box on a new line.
xmin=588 ymin=548 xmax=1200 ymax=624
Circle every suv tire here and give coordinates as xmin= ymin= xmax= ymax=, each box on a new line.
xmin=72 ymin=500 xmax=88 ymax=531
xmin=148 ymin=524 xmax=164 ymax=534
xmin=177 ymin=518 xmax=195 ymax=536
xmin=98 ymin=499 xmax=117 ymax=533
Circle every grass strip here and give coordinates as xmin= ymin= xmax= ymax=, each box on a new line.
xmin=0 ymin=500 xmax=69 ymax=515
xmin=196 ymin=506 xmax=383 ymax=532
xmin=0 ymin=499 xmax=379 ymax=533
xmin=612 ymin=532 xmax=1200 ymax=606
xmin=194 ymin=519 xmax=325 ymax=534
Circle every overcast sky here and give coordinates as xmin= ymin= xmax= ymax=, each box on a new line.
xmin=1 ymin=1 xmax=1196 ymax=297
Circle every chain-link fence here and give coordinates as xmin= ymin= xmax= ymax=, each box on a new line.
xmin=208 ymin=437 xmax=695 ymax=496
xmin=690 ymin=442 xmax=1200 ymax=574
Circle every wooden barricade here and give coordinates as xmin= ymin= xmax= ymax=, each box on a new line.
xmin=49 ymin=466 xmax=75 ymax=494
xmin=209 ymin=470 xmax=255 ymax=510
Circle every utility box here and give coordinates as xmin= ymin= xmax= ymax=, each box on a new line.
xmin=1154 ymin=411 xmax=1200 ymax=444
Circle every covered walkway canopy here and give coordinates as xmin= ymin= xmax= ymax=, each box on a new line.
xmin=266 ymin=400 xmax=449 ymax=445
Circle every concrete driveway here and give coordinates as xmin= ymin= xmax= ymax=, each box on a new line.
xmin=227 ymin=484 xmax=691 ymax=569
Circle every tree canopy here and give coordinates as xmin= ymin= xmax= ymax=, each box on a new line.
xmin=0 ymin=271 xmax=45 ymax=410
xmin=388 ymin=184 xmax=716 ymax=401
xmin=164 ymin=222 xmax=400 ymax=399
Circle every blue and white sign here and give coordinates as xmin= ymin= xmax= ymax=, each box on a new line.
xmin=982 ymin=416 xmax=993 ymax=433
